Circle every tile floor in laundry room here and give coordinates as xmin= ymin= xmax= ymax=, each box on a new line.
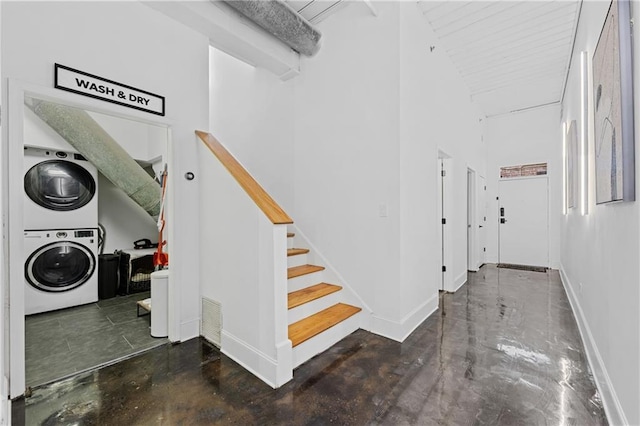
xmin=25 ymin=291 xmax=168 ymax=388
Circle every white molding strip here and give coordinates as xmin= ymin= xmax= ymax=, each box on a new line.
xmin=371 ymin=293 xmax=438 ymax=342
xmin=559 ymin=265 xmax=626 ymax=426
xmin=221 ymin=330 xmax=289 ymax=389
xmin=290 ymin=225 xmax=373 ymax=316
xmin=180 ymin=318 xmax=201 ymax=343
xmin=453 ymin=272 xmax=468 ymax=293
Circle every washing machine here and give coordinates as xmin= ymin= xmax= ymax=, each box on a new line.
xmin=23 ymin=146 xmax=98 ymax=230
xmin=24 ymin=228 xmax=99 ymax=315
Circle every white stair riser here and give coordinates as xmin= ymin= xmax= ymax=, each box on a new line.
xmin=288 ymin=291 xmax=341 ymax=324
xmin=292 ymin=311 xmax=361 ymax=368
xmin=287 ymin=253 xmax=308 ymax=268
xmin=288 ymin=271 xmax=325 ymax=292
xmin=287 ymin=236 xmax=294 ymax=249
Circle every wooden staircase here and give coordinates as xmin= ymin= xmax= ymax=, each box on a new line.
xmin=285 ymin=232 xmax=362 ymax=366
xmin=197 ymin=130 xmax=362 ymax=384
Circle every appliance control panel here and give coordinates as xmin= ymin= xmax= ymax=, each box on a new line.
xmin=74 ymin=230 xmax=95 ymax=238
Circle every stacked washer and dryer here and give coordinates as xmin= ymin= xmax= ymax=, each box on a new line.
xmin=24 ymin=146 xmax=100 ymax=315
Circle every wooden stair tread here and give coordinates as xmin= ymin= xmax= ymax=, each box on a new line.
xmin=288 ymin=264 xmax=324 ymax=279
xmin=288 ymin=283 xmax=342 ymax=309
xmin=287 ymin=248 xmax=310 ymax=257
xmin=287 ymin=233 xmax=295 ymax=238
xmin=289 ymin=303 xmax=362 ymax=347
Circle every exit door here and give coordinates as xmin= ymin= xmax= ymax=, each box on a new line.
xmin=498 ymin=176 xmax=549 ymax=267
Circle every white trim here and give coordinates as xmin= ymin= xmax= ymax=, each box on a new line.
xmin=370 ymin=293 xmax=438 ymax=342
xmin=467 ymin=167 xmax=476 ymax=272
xmin=437 ymin=152 xmax=454 ymax=292
xmin=5 ymin=79 xmax=179 ymax=398
xmin=559 ymin=265 xmax=626 ymax=426
xmin=290 ymin=225 xmax=373 ymax=316
xmin=220 ymin=330 xmax=292 ymax=389
xmin=179 ymin=318 xmax=200 ymax=342
xmin=6 ymin=80 xmax=25 ymax=398
xmin=453 ymin=272 xmax=468 ymax=293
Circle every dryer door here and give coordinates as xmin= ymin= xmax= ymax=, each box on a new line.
xmin=25 ymin=241 xmax=96 ymax=292
xmin=24 ymin=159 xmax=96 ymax=211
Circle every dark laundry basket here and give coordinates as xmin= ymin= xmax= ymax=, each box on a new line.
xmin=98 ymin=253 xmax=120 ymax=299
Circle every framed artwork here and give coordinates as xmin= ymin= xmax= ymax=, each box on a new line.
xmin=593 ymin=0 xmax=635 ymax=204
xmin=567 ymin=120 xmax=578 ymax=209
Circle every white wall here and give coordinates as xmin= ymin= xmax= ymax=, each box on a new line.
xmin=98 ymin=174 xmax=158 ymax=253
xmin=2 ymin=1 xmax=209 ymax=397
xmin=209 ymin=48 xmax=295 ymax=214
xmin=291 ymin=2 xmax=485 ymax=340
xmin=397 ymin=3 xmax=486 ymax=331
xmin=484 ymin=105 xmax=562 ymax=269
xmin=560 ymin=1 xmax=640 ymax=424
xmin=197 ymin=141 xmax=291 ymax=387
xmin=293 ymin=2 xmax=402 ymax=334
xmin=206 ymin=2 xmax=486 ymax=341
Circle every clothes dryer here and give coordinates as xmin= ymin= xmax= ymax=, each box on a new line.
xmin=24 ymin=228 xmax=98 ymax=315
xmin=23 ymin=146 xmax=98 ymax=229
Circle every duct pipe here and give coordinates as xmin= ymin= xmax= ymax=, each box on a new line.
xmin=26 ymin=99 xmax=162 ymax=219
xmin=223 ymin=0 xmax=322 ymax=57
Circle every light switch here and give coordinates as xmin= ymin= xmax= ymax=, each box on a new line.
xmin=378 ymin=203 xmax=388 ymax=218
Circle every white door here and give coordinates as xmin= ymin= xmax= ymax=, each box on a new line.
xmin=437 ymin=155 xmax=453 ymax=291
xmin=477 ymin=176 xmax=486 ymax=267
xmin=498 ymin=176 xmax=549 ymax=267
xmin=437 ymin=159 xmax=445 ymax=290
xmin=467 ymin=169 xmax=474 ymax=270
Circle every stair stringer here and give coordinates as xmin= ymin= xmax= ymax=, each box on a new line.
xmin=288 ymin=225 xmax=373 ymax=330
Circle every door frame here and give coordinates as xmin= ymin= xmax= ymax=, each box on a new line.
xmin=467 ymin=168 xmax=478 ymax=272
xmin=5 ymin=79 xmax=177 ymax=398
xmin=437 ymin=150 xmax=453 ymax=292
xmin=477 ymin=174 xmax=487 ymax=269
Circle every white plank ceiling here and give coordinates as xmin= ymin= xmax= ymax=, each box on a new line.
xmin=282 ymin=0 xmax=580 ymax=117
xmin=419 ymin=0 xmax=581 ymax=117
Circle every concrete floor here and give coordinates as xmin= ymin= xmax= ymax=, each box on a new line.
xmin=13 ymin=265 xmax=607 ymax=425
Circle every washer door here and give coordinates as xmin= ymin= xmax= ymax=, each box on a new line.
xmin=25 ymin=241 xmax=96 ymax=292
xmin=24 ymin=160 xmax=96 ymax=211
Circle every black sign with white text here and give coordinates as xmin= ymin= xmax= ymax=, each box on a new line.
xmin=54 ymin=64 xmax=165 ymax=116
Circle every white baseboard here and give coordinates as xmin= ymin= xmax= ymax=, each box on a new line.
xmin=180 ymin=318 xmax=200 ymax=342
xmin=559 ymin=266 xmax=627 ymax=426
xmin=220 ymin=330 xmax=292 ymax=388
xmin=370 ymin=293 xmax=438 ymax=342
xmin=453 ymin=272 xmax=468 ymax=292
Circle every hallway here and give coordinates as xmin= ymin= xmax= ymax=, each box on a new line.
xmin=14 ymin=265 xmax=606 ymax=425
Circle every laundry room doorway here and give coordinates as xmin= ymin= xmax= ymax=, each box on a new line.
xmin=5 ymin=81 xmax=177 ymax=398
